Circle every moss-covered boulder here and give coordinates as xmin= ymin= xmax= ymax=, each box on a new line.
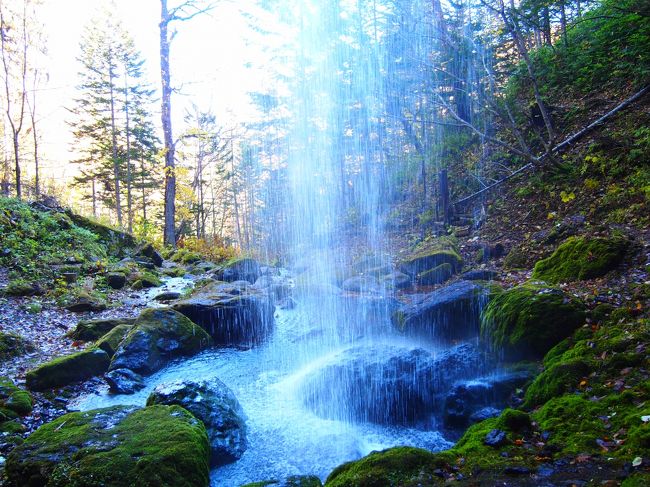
xmin=0 ymin=332 xmax=33 ymax=362
xmin=68 ymin=317 xmax=136 ymax=342
xmin=213 ymin=257 xmax=261 ymax=283
xmin=417 ymin=262 xmax=453 ymax=285
xmin=146 ymin=378 xmax=247 ymax=466
xmin=0 ymin=377 xmax=33 ymax=420
xmin=5 ymin=404 xmax=210 ymax=487
xmin=109 ymin=308 xmax=213 ymax=376
xmin=532 ymin=235 xmax=629 ymax=283
xmin=399 ymin=236 xmax=462 ymax=278
xmin=481 ymin=284 xmax=586 ymax=361
xmin=130 ymin=271 xmax=162 ymax=289
xmin=25 ymin=348 xmax=110 ymax=391
xmin=96 ymin=324 xmax=133 ymax=357
xmin=325 ymin=446 xmax=448 ymax=487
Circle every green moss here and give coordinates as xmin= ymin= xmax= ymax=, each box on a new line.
xmin=26 ymin=348 xmax=110 ymax=391
xmin=0 ymin=332 xmax=33 ymax=362
xmin=503 ymin=246 xmax=530 ymax=270
xmin=534 ymin=391 xmax=650 ymax=458
xmin=400 ymin=236 xmax=462 ymax=276
xmin=5 ymin=404 xmax=210 ymax=487
xmin=532 ymin=236 xmax=629 ymax=283
xmin=417 ymin=263 xmax=453 ymax=285
xmin=622 ymin=473 xmax=650 ymax=487
xmin=0 ymin=420 xmax=26 ymax=434
xmin=523 ymin=359 xmax=591 ymax=408
xmin=481 ymin=284 xmax=586 ymax=361
xmin=161 ymin=266 xmax=187 ymax=278
xmin=68 ymin=318 xmax=135 ymax=342
xmin=96 ymin=324 xmax=133 ymax=357
xmin=171 ymin=248 xmax=202 ymax=265
xmin=0 ymin=377 xmax=33 ymax=417
xmin=325 ymin=446 xmax=449 ymax=487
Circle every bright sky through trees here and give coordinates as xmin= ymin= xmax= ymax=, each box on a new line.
xmin=33 ymin=0 xmax=287 ymax=182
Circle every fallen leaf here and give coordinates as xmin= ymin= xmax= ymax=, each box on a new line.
xmin=632 ymin=457 xmax=642 ymax=467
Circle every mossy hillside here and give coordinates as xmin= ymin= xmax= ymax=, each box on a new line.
xmin=522 ymin=358 xmax=592 ymax=408
xmin=480 ymin=284 xmax=586 ymax=361
xmin=532 ymin=235 xmax=629 ymax=283
xmin=0 ymin=332 xmax=33 ymax=362
xmin=5 ymin=404 xmax=210 ymax=487
xmin=68 ymin=317 xmax=135 ymax=342
xmin=0 ymin=376 xmax=33 ymax=420
xmin=25 ymin=348 xmax=110 ymax=391
xmin=0 ymin=198 xmax=109 ymax=281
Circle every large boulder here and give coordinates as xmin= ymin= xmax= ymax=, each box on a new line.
xmin=532 ymin=235 xmax=629 ymax=283
xmin=139 ymin=242 xmax=164 ymax=267
xmin=301 ymin=343 xmax=484 ymax=425
xmin=213 ymin=258 xmax=261 ymax=283
xmin=96 ymin=324 xmax=133 ymax=357
xmin=480 ymin=284 xmax=586 ymax=361
xmin=26 ymin=348 xmax=110 ymax=391
xmin=172 ymin=281 xmax=274 ymax=347
xmin=109 ymin=308 xmax=213 ymax=376
xmin=5 ymin=405 xmax=209 ymax=487
xmin=147 ymin=378 xmax=247 ymax=466
xmin=392 ymin=281 xmax=491 ymax=341
xmin=68 ymin=317 xmax=136 ymax=342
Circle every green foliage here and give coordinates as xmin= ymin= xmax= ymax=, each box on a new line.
xmin=5 ymin=405 xmax=210 ymax=487
xmin=532 ymin=235 xmax=629 ymax=283
xmin=510 ymin=0 xmax=650 ymax=98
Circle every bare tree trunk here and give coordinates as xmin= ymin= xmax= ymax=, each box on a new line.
xmin=92 ymin=178 xmax=97 ymax=218
xmin=108 ymin=60 xmax=122 ymax=226
xmin=1 ymin=4 xmax=28 ymax=199
xmin=124 ymin=75 xmax=133 ymax=233
xmin=28 ymin=81 xmax=39 ymax=197
xmin=160 ymin=0 xmax=176 ymax=246
xmin=140 ymin=154 xmax=147 ymax=224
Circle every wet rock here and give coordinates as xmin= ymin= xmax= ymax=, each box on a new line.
xmin=301 ymin=343 xmax=484 ymax=425
xmin=342 ymin=275 xmax=380 ymax=293
xmin=105 ymin=368 xmax=145 ymax=394
xmin=379 ymin=271 xmax=412 ymax=289
xmin=26 ymin=348 xmax=110 ymax=391
xmin=443 ymin=371 xmax=533 ymax=428
xmin=147 ymin=378 xmax=247 ymax=466
xmin=5 ymin=405 xmax=210 ymax=487
xmin=139 ymin=243 xmax=164 ymax=267
xmin=470 ymin=406 xmax=501 ymax=423
xmin=109 ymin=308 xmax=213 ymax=376
xmin=399 ymin=238 xmax=462 ymax=277
xmin=154 ymin=291 xmax=182 ymax=302
xmin=484 ymin=429 xmax=508 ymax=447
xmin=172 ymin=281 xmax=274 ymax=347
xmin=392 ymin=281 xmax=491 ymax=341
xmin=69 ymin=317 xmax=136 ymax=342
xmin=106 ymin=272 xmax=127 ymax=289
xmin=213 ymin=258 xmax=261 ymax=283
xmin=461 ymin=269 xmax=500 ymax=281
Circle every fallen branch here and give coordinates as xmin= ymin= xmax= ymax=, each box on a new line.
xmin=453 ymin=85 xmax=649 ymax=207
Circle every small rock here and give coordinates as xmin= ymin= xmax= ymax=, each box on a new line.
xmin=154 ymin=291 xmax=182 ymax=302
xmin=106 ymin=273 xmax=127 ymax=290
xmin=484 ymin=429 xmax=508 ymax=447
xmin=105 ymin=368 xmax=145 ymax=394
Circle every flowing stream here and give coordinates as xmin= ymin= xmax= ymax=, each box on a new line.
xmin=75 ymin=294 xmax=455 ymax=486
